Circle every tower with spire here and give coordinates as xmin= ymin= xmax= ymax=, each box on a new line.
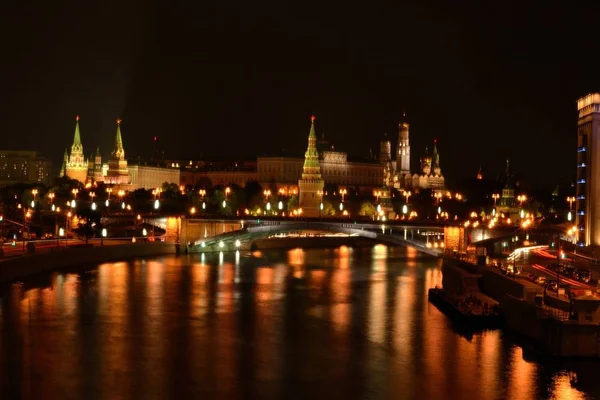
xmin=432 ymin=139 xmax=441 ymax=176
xmin=396 ymin=112 xmax=411 ymax=175
xmin=298 ymin=115 xmax=325 ymax=217
xmin=500 ymin=157 xmax=515 ymax=207
xmin=65 ymin=115 xmax=89 ymax=183
xmin=106 ymin=118 xmax=130 ymax=185
xmin=93 ymin=147 xmax=103 ymax=181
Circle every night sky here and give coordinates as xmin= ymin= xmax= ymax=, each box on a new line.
xmin=2 ymin=1 xmax=600 ymax=188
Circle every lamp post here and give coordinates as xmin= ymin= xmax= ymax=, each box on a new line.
xmin=403 ymin=190 xmax=412 ymax=204
xmin=317 ymin=190 xmax=324 ymax=218
xmin=566 ymin=196 xmax=575 ymax=211
xmin=517 ymin=194 xmax=527 ymax=207
xmin=339 ymin=188 xmax=347 ymax=202
xmin=374 ymin=190 xmax=382 ymax=203
xmin=492 ymin=193 xmax=500 ymax=206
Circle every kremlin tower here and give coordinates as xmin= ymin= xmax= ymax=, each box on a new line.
xmin=396 ymin=115 xmax=410 ymax=175
xmin=298 ymin=115 xmax=325 ymax=217
xmin=106 ymin=118 xmax=129 ymax=185
xmin=65 ymin=115 xmax=88 ymax=183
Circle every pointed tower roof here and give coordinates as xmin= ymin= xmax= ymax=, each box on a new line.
xmin=73 ymin=115 xmax=82 ymax=146
xmin=301 ymin=115 xmax=323 ymax=179
xmin=309 ymin=115 xmax=316 ymax=139
xmin=112 ymin=118 xmax=125 ymax=160
xmin=95 ymin=146 xmax=101 ymax=156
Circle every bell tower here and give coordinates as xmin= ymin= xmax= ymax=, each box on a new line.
xmin=396 ymin=113 xmax=411 ymax=175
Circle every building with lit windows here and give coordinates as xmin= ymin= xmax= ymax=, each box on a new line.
xmin=257 ymin=118 xmax=383 ymax=195
xmin=0 ymin=151 xmax=52 ymax=186
xmin=575 ymin=93 xmax=600 ymax=246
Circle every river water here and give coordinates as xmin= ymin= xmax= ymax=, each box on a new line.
xmin=0 ymin=245 xmax=599 ymax=399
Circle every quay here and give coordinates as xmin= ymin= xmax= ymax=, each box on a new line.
xmin=439 ymin=256 xmax=600 ymax=358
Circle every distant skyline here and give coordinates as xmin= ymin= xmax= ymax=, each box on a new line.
xmin=3 ymin=1 xmax=600 ymax=188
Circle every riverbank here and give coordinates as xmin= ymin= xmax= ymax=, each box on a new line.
xmin=442 ymin=256 xmax=600 ymax=357
xmin=0 ymin=242 xmax=177 ymax=284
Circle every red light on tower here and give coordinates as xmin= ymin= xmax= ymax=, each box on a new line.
xmin=434 ymin=138 xmax=437 ymax=144
xmin=76 ymin=115 xmax=80 ymax=121
xmin=153 ymin=136 xmax=157 ymax=141
xmin=116 ymin=118 xmax=122 ymax=125
xmin=311 ymin=115 xmax=315 ymax=122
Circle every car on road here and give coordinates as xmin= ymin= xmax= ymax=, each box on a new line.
xmin=536 ymin=276 xmax=547 ymax=285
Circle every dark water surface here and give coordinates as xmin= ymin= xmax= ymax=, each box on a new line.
xmin=0 ymin=245 xmax=599 ymax=399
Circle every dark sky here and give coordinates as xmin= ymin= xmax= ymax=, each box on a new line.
xmin=2 ymin=1 xmax=600 ymax=188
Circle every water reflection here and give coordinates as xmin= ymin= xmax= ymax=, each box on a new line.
xmin=0 ymin=246 xmax=598 ymax=399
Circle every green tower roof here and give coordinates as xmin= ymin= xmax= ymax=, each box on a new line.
xmin=73 ymin=115 xmax=82 ymax=146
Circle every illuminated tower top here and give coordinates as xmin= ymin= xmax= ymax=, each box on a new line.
xmin=432 ymin=139 xmax=441 ymax=176
xmin=396 ymin=112 xmax=411 ymax=175
xmin=112 ymin=118 xmax=125 ymax=161
xmin=71 ymin=115 xmax=83 ymax=156
xmin=301 ymin=115 xmax=322 ymax=180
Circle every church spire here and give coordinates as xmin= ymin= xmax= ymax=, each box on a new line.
xmin=73 ymin=115 xmax=82 ymax=147
xmin=112 ymin=118 xmax=125 ymax=161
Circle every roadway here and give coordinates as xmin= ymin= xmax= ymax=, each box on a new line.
xmin=499 ymin=247 xmax=599 ymax=295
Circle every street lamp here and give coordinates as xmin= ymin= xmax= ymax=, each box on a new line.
xmin=71 ymin=188 xmax=79 ymax=198
xmin=566 ymin=196 xmax=576 ymax=211
xmin=339 ymin=188 xmax=347 ymax=202
xmin=374 ymin=190 xmax=382 ymax=202
xmin=517 ymin=194 xmax=527 ymax=207
xmin=492 ymin=193 xmax=500 ymax=206
xmin=403 ymin=191 xmax=412 ymax=204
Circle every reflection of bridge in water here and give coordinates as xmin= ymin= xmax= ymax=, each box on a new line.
xmin=181 ymin=219 xmax=445 ymax=256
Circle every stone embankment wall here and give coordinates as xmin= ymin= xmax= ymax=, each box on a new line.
xmin=0 ymin=243 xmax=177 ymax=284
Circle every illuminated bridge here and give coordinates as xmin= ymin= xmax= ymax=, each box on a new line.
xmin=181 ymin=219 xmax=445 ymax=256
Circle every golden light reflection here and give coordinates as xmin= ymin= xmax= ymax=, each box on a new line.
xmin=256 ymin=267 xmax=274 ymax=302
xmin=330 ymin=268 xmax=351 ymax=331
xmin=549 ymin=373 xmax=587 ymax=400
xmin=478 ymin=332 xmax=500 ymax=399
xmin=335 ymin=245 xmax=352 ymax=269
xmin=287 ymin=248 xmax=305 ymax=267
xmin=507 ymin=347 xmax=537 ymax=399
xmin=368 ymin=279 xmax=386 ymax=344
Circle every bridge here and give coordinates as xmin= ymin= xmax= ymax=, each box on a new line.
xmin=180 ymin=218 xmax=445 ymax=256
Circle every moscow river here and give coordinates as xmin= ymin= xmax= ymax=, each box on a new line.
xmin=0 ymin=245 xmax=599 ymax=399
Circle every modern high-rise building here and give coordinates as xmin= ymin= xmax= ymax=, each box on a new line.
xmin=298 ymin=115 xmax=324 ymax=217
xmin=575 ymin=93 xmax=600 ymax=246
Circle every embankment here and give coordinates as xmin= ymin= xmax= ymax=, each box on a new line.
xmin=0 ymin=242 xmax=177 ymax=284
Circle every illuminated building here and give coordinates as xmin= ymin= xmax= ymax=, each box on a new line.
xmin=396 ymin=118 xmax=410 ymax=175
xmin=257 ymin=121 xmax=383 ymax=193
xmin=61 ymin=117 xmax=178 ymax=189
xmin=497 ymin=158 xmax=518 ymax=216
xmin=127 ymin=164 xmax=180 ymax=190
xmin=298 ymin=115 xmax=324 ymax=217
xmin=105 ymin=119 xmax=129 ymax=185
xmin=575 ymin=93 xmax=600 ymax=246
xmin=391 ymin=116 xmax=445 ymax=192
xmin=0 ymin=150 xmax=51 ymax=186
xmin=64 ymin=115 xmax=88 ymax=183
